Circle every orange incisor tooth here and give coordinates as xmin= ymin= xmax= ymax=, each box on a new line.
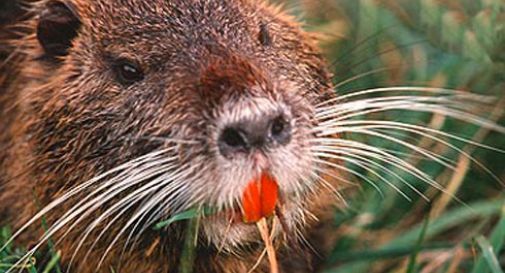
xmin=241 ymin=172 xmax=279 ymax=223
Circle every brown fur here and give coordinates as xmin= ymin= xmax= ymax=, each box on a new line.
xmin=0 ymin=0 xmax=340 ymax=272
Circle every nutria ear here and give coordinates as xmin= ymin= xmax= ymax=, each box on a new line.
xmin=37 ymin=0 xmax=81 ymax=58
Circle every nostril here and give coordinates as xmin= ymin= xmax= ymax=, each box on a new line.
xmin=221 ymin=128 xmax=247 ymax=148
xmin=219 ymin=127 xmax=248 ymax=155
xmin=270 ymin=116 xmax=292 ymax=145
xmin=271 ymin=117 xmax=286 ymax=136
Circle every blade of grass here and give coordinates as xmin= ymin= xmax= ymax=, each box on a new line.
xmin=0 ymin=228 xmax=12 ymax=254
xmin=406 ymin=214 xmax=430 ymax=273
xmin=257 ymin=218 xmax=279 ymax=273
xmin=40 ymin=216 xmax=62 ymax=273
xmin=328 ymin=242 xmax=455 ymax=262
xmin=154 ymin=208 xmax=200 ymax=230
xmin=472 ymin=204 xmax=505 ymax=273
xmin=29 ymin=264 xmax=38 ymax=273
xmin=41 ymin=250 xmax=60 ymax=273
xmin=154 ymin=207 xmax=215 ymax=230
xmin=32 ymin=191 xmax=62 ymax=273
xmin=179 ymin=217 xmax=198 ymax=273
xmin=324 ymin=199 xmax=503 ymax=273
xmin=474 ymin=236 xmax=504 ymax=273
xmin=385 ymin=199 xmax=503 ymax=251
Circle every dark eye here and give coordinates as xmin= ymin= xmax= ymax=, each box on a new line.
xmin=259 ymin=22 xmax=272 ymax=47
xmin=114 ymin=59 xmax=144 ymax=84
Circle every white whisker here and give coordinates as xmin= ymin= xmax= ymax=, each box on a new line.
xmin=314 ymin=138 xmax=446 ymax=189
xmin=69 ymin=162 xmax=180 ymax=269
xmin=315 ymin=120 xmax=505 ymax=154
xmin=313 ymin=158 xmax=384 ymax=198
xmin=3 ymin=149 xmax=177 ymax=272
xmin=313 ymin=145 xmax=429 ymax=201
xmin=313 ymin=151 xmax=413 ymax=201
xmin=96 ymin=164 xmax=210 ymax=269
xmin=309 ymin=171 xmax=348 ymax=206
xmin=315 ymin=86 xmax=494 ymax=108
xmin=314 ymin=122 xmax=504 ymax=186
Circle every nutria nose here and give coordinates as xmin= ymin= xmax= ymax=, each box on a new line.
xmin=218 ymin=115 xmax=292 ymax=157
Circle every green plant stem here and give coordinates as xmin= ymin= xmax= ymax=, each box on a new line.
xmin=179 ymin=218 xmax=198 ymax=273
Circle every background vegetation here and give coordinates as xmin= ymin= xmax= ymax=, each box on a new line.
xmin=1 ymin=0 xmax=504 ymax=272
xmin=285 ymin=0 xmax=505 ymax=272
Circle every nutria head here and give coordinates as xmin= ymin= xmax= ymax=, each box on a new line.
xmin=2 ymin=0 xmax=334 ymax=266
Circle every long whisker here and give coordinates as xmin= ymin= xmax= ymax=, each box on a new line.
xmin=309 ymin=171 xmax=348 ymax=206
xmin=1 ymin=149 xmax=173 ymax=264
xmin=3 ymin=148 xmax=182 ymax=272
xmin=309 ymin=84 xmax=505 ymax=216
xmin=313 ymin=151 xmax=413 ymax=201
xmin=313 ymin=146 xmax=429 ymax=201
xmin=312 ymin=138 xmax=444 ymax=184
xmin=68 ymin=161 xmax=181 ymax=269
xmin=57 ymin=156 xmax=178 ymax=242
xmin=313 ymin=158 xmax=384 ymax=198
xmin=316 ymin=97 xmax=496 ymax=126
xmin=84 ymin=167 xmax=195 ymax=269
xmin=334 ymin=67 xmax=395 ymax=89
xmin=314 ymin=123 xmax=504 ymax=186
xmin=315 ymin=120 xmax=505 ymax=154
xmin=98 ymin=164 xmax=213 ymax=267
xmin=311 ymin=165 xmax=358 ymax=187
xmin=315 ymin=95 xmax=486 ymax=118
xmin=120 ymin=164 xmax=209 ymax=259
xmin=315 ymin=86 xmax=495 ymax=108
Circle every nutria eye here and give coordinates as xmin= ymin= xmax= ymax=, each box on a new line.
xmin=114 ymin=59 xmax=144 ymax=84
xmin=259 ymin=23 xmax=272 ymax=47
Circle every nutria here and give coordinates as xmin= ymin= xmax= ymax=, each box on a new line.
xmin=0 ymin=0 xmax=340 ymax=272
xmin=2 ymin=1 xmax=503 ymax=273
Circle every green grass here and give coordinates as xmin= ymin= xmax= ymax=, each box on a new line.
xmin=472 ymin=206 xmax=505 ymax=273
xmin=0 ymin=227 xmax=37 ymax=273
xmin=294 ymin=0 xmax=505 ymax=272
xmin=1 ymin=0 xmax=505 ymax=272
xmin=0 ymin=220 xmax=62 ymax=273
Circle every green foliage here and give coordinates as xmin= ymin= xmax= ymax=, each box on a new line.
xmin=289 ymin=0 xmax=505 ymax=272
xmin=0 ymin=227 xmax=37 ymax=273
xmin=472 ymin=206 xmax=505 ymax=273
xmin=1 ymin=213 xmax=62 ymax=273
xmin=153 ymin=207 xmax=215 ymax=230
